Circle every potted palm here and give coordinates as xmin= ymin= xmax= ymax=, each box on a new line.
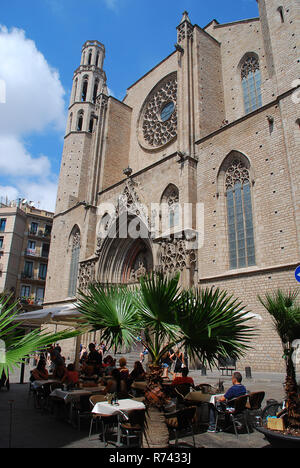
xmin=77 ymin=273 xmax=256 ymax=448
xmin=257 ymin=289 xmax=300 ymax=448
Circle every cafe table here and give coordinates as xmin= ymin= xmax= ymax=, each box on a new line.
xmin=31 ymin=379 xmax=60 ymax=390
xmin=50 ymin=386 xmax=105 ymax=424
xmin=185 ymin=391 xmax=224 ymax=405
xmin=92 ymin=398 xmax=145 ymax=447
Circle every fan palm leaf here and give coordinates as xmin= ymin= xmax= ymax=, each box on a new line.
xmin=176 ymin=287 xmax=256 ymax=368
xmin=77 ymin=283 xmax=140 ymax=352
xmin=0 ymin=296 xmax=81 ymax=377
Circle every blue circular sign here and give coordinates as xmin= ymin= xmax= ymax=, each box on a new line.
xmin=295 ymin=265 xmax=300 ymax=283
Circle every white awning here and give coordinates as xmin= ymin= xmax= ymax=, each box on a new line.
xmin=14 ymin=304 xmax=83 ymax=327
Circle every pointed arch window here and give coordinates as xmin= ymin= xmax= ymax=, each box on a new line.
xmin=81 ymin=77 xmax=88 ymax=102
xmin=225 ymin=160 xmax=255 ymax=269
xmin=93 ymin=79 xmax=99 ymax=104
xmin=95 ymin=52 xmax=100 ymax=67
xmin=161 ymin=185 xmax=180 ymax=231
xmin=77 ymin=110 xmax=84 ymax=131
xmin=241 ymin=55 xmax=262 ymax=114
xmin=88 ymin=50 xmax=93 ymax=65
xmin=68 ymin=230 xmax=80 ymax=297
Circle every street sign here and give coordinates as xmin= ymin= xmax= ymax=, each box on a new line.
xmin=295 ymin=265 xmax=300 ymax=283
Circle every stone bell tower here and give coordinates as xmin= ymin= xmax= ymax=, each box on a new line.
xmin=55 ymin=40 xmax=107 ymax=214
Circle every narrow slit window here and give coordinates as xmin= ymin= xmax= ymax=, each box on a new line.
xmin=278 ymin=6 xmax=284 ymax=23
xmin=81 ymin=78 xmax=88 ymax=102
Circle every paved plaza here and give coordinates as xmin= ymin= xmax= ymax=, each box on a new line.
xmin=0 ymin=365 xmax=287 ymax=449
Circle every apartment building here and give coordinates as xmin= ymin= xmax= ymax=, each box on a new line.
xmin=0 ymin=200 xmax=53 ymax=310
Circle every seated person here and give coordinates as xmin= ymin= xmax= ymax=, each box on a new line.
xmin=101 ymin=368 xmax=128 ymax=396
xmin=86 ymin=343 xmax=102 ymax=374
xmin=30 ymin=358 xmax=49 ymax=382
xmin=171 ymin=367 xmax=194 ymax=387
xmin=118 ymin=357 xmax=129 ymax=381
xmin=103 ymin=355 xmax=116 ymax=375
xmin=52 ymin=362 xmax=68 ymax=381
xmin=80 ymin=362 xmax=99 ymax=385
xmin=208 ymin=371 xmax=247 ymax=433
xmin=128 ymin=361 xmax=146 ymax=385
xmin=61 ymin=364 xmax=79 ymax=387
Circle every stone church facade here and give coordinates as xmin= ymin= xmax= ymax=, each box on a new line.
xmin=44 ymin=1 xmax=300 ymax=372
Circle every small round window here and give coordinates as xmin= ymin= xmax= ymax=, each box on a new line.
xmin=160 ymin=102 xmax=175 ymax=122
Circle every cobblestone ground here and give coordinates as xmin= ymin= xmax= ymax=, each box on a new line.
xmin=0 ymin=362 xmax=287 ymax=449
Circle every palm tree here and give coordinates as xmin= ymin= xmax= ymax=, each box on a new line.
xmin=0 ymin=294 xmax=80 ymax=379
xmin=259 ymin=289 xmax=300 ymax=429
xmin=77 ymin=272 xmax=256 ymax=447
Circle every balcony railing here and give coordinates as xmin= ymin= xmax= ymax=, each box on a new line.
xmin=28 ymin=229 xmax=51 ymax=238
xmin=24 ymin=248 xmax=49 ymax=259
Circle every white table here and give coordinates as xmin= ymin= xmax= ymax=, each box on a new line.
xmin=92 ymin=399 xmax=145 ymax=446
xmin=210 ymin=394 xmax=225 ymax=406
xmin=31 ymin=379 xmax=60 ymax=390
xmin=50 ymin=387 xmax=105 ymax=424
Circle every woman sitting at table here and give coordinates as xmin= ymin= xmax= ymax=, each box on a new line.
xmin=103 ymin=355 xmax=116 ymax=376
xmin=118 ymin=357 xmax=129 ymax=381
xmin=128 ymin=361 xmax=146 ymax=386
xmin=30 ymin=358 xmax=49 ymax=382
xmin=61 ymin=364 xmax=79 ymax=387
xmin=52 ymin=362 xmax=68 ymax=381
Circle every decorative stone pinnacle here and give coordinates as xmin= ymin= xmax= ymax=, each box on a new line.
xmin=123 ymin=166 xmax=133 ymax=177
xmin=180 ymin=11 xmax=191 ymax=24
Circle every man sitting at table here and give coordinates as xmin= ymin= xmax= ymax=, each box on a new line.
xmin=171 ymin=367 xmax=194 ymax=387
xmin=207 ymin=371 xmax=247 ymax=433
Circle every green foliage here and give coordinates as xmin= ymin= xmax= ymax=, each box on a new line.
xmin=0 ymin=295 xmax=80 ymax=377
xmin=77 ymin=273 xmax=256 ymax=368
xmin=258 ymin=290 xmax=300 ymax=347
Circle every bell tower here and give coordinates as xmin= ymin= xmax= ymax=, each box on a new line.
xmin=55 ymin=41 xmax=107 ymax=213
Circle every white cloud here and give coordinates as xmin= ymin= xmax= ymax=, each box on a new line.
xmin=0 ymin=26 xmax=66 ymax=212
xmin=104 ymin=0 xmax=118 ymax=11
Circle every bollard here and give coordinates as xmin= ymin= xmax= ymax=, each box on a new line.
xmin=245 ymin=366 xmax=252 ymax=379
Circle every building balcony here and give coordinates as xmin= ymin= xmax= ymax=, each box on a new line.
xmin=24 ymin=248 xmax=49 ymax=259
xmin=27 ymin=229 xmax=51 ymax=240
xmin=21 ymin=272 xmax=46 ymax=282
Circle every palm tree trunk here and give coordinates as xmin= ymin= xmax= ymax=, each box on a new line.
xmin=143 ymin=407 xmax=169 ymax=448
xmin=285 ymin=351 xmax=300 ymax=429
xmin=142 ymin=365 xmax=170 ymax=448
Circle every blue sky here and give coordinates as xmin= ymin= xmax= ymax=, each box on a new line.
xmin=0 ymin=0 xmax=259 ymax=211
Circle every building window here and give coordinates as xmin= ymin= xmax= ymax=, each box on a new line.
xmin=38 ymin=263 xmax=47 ymax=280
xmin=161 ymin=184 xmax=180 ymax=232
xmin=24 ymin=261 xmax=33 ymax=278
xmin=88 ymin=50 xmax=92 ymax=65
xmin=95 ymin=52 xmax=100 ymax=67
xmin=68 ymin=230 xmax=80 ymax=297
xmin=93 ymin=80 xmax=99 ymax=103
xmin=44 ymin=225 xmax=52 ymax=236
xmin=36 ymin=288 xmax=44 ymax=302
xmin=225 ymin=159 xmax=256 ymax=269
xmin=77 ymin=111 xmax=84 ymax=131
xmin=0 ymin=219 xmax=6 ymax=232
xmin=81 ymin=78 xmax=88 ymax=102
xmin=21 ymin=285 xmax=31 ymax=298
xmin=30 ymin=222 xmax=38 ymax=234
xmin=41 ymin=243 xmax=49 ymax=259
xmin=278 ymin=6 xmax=284 ymax=23
xmin=241 ymin=55 xmax=262 ymax=114
xmin=88 ymin=118 xmax=94 ymax=133
xmin=0 ymin=237 xmax=3 ymax=248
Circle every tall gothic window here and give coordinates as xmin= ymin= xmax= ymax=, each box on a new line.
xmin=241 ymin=55 xmax=262 ymax=114
xmin=68 ymin=229 xmax=80 ymax=297
xmin=81 ymin=77 xmax=89 ymax=102
xmin=77 ymin=110 xmax=84 ymax=131
xmin=161 ymin=185 xmax=180 ymax=231
xmin=225 ymin=160 xmax=255 ymax=269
